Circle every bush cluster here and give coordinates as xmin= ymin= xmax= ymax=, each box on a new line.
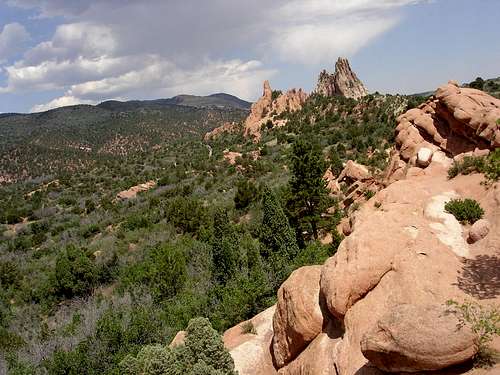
xmin=445 ymin=198 xmax=484 ymax=224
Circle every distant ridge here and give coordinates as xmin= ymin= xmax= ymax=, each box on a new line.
xmin=97 ymin=93 xmax=251 ymax=112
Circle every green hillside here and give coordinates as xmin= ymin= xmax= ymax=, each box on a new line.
xmin=0 ymin=90 xmax=419 ymax=374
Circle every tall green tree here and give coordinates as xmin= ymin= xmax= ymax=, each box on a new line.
xmin=260 ymin=187 xmax=299 ymax=286
xmin=288 ymin=138 xmax=330 ymax=240
xmin=211 ymin=209 xmax=240 ymax=284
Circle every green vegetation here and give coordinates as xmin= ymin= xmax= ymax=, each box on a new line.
xmin=448 ymin=149 xmax=500 ymax=182
xmin=287 ymin=139 xmax=330 ymax=240
xmin=448 ymin=156 xmax=486 ymax=179
xmin=120 ymin=318 xmax=237 ymax=375
xmin=241 ymin=321 xmax=256 ymax=335
xmin=467 ymin=76 xmax=500 ymax=98
xmin=271 ymin=90 xmax=283 ymax=101
xmin=445 ymin=198 xmax=484 ymax=225
xmin=0 ymin=90 xmax=408 ymax=373
xmin=446 ymin=300 xmax=500 ymax=367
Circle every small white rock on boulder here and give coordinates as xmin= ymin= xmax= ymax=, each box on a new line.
xmin=416 ymin=147 xmax=433 ymax=168
xmin=468 ymin=219 xmax=490 ymax=243
xmin=360 ymin=304 xmax=477 ymax=372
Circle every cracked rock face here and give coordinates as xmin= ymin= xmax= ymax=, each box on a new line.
xmin=361 ymin=304 xmax=477 ymax=372
xmin=315 ymin=57 xmax=368 ymax=100
xmin=395 ymin=81 xmax=500 ymax=162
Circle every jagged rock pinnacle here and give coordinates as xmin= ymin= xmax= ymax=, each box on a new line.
xmin=315 ymin=57 xmax=368 ymax=100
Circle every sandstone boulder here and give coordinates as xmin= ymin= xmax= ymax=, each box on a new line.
xmin=316 ymin=57 xmax=368 ymax=100
xmin=361 ymin=304 xmax=477 ymax=372
xmin=277 ymin=321 xmax=343 ymax=375
xmin=272 ymin=266 xmax=326 ymax=368
xmin=337 ymin=160 xmax=372 ymax=184
xmin=468 ymin=218 xmax=490 ymax=243
xmin=169 ymin=330 xmax=186 ymax=348
xmin=395 ymin=82 xmax=500 ymax=164
xmin=224 ymin=306 xmax=277 ymax=375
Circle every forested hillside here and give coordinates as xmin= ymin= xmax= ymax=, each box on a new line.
xmin=0 ymin=87 xmax=424 ymax=374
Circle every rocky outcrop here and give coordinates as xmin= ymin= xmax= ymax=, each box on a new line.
xmin=324 ymin=160 xmax=382 ymax=211
xmin=204 ymin=121 xmax=240 ymax=141
xmin=395 ymin=81 xmax=500 ymax=164
xmin=316 ymin=58 xmax=368 ymax=100
xmin=224 ymin=306 xmax=277 ymax=375
xmin=225 ymin=81 xmax=500 ymax=375
xmin=243 ymin=81 xmax=308 ymax=142
xmin=272 ymin=266 xmax=326 ymax=368
xmin=169 ymin=331 xmax=186 ymax=348
xmin=223 ymin=150 xmax=243 ymax=165
xmin=116 ymin=180 xmax=156 ymax=200
xmin=361 ymin=304 xmax=477 ymax=372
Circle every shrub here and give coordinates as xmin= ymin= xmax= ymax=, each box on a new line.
xmin=446 ymin=300 xmax=499 ymax=367
xmin=119 ymin=317 xmax=236 ymax=375
xmin=122 ymin=214 xmax=152 ymax=231
xmin=52 ymin=245 xmax=98 ymax=298
xmin=448 ymin=156 xmax=485 ymax=179
xmin=124 ymin=243 xmax=187 ymax=301
xmin=447 ymin=150 xmax=499 ymax=182
xmin=241 ymin=321 xmax=256 ymax=335
xmin=234 ymin=179 xmax=258 ymax=210
xmin=484 ymin=149 xmax=500 ymax=182
xmin=364 ymin=190 xmax=375 ymax=200
xmin=445 ymin=198 xmax=484 ymax=224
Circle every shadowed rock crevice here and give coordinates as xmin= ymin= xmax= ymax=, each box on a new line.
xmin=456 ymin=255 xmax=500 ymax=299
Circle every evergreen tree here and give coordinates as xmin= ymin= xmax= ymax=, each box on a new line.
xmin=211 ymin=209 xmax=240 ymax=284
xmin=234 ymin=179 xmax=258 ymax=210
xmin=329 ymin=149 xmax=344 ymax=176
xmin=260 ymin=187 xmax=299 ymax=285
xmin=288 ymin=138 xmax=330 ymax=240
xmin=260 ymin=187 xmax=299 ymax=260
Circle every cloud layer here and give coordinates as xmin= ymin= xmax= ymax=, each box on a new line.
xmin=1 ymin=0 xmax=424 ymax=112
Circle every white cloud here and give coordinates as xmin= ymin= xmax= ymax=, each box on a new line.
xmin=30 ymin=95 xmax=95 ymax=113
xmin=0 ymin=22 xmax=30 ymax=61
xmin=4 ymin=0 xmax=428 ymax=111
xmin=269 ymin=15 xmax=398 ymax=65
xmin=30 ymin=57 xmax=275 ymax=111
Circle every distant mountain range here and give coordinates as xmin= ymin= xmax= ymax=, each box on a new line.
xmin=0 ymin=93 xmax=251 ymax=118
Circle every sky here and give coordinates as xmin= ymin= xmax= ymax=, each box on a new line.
xmin=0 ymin=0 xmax=498 ymax=113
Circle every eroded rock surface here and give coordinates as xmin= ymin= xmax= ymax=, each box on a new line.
xmin=361 ymin=304 xmax=477 ymax=372
xmin=272 ymin=266 xmax=325 ymax=368
xmin=316 ymin=57 xmax=368 ymax=100
xmin=224 ymin=306 xmax=278 ymax=375
xmin=244 ymin=81 xmax=307 ymax=142
xmin=225 ymin=81 xmax=500 ymax=375
xmin=395 ymin=81 xmax=500 ymax=163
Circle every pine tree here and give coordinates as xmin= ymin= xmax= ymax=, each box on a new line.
xmin=288 ymin=138 xmax=330 ymax=240
xmin=260 ymin=187 xmax=299 ymax=259
xmin=260 ymin=187 xmax=299 ymax=286
xmin=211 ymin=208 xmax=240 ymax=284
